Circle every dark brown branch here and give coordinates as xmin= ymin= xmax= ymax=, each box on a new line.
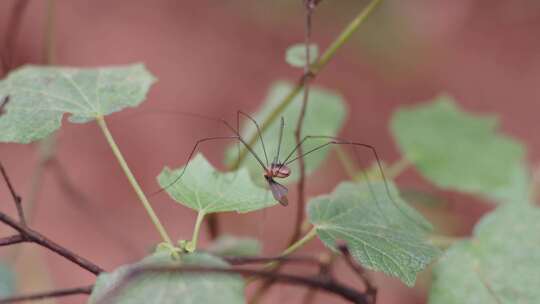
xmin=302 ymin=252 xmax=336 ymax=304
xmin=95 ymin=265 xmax=369 ymax=304
xmin=0 ymin=211 xmax=104 ymax=275
xmin=0 ymin=235 xmax=25 ymax=246
xmin=338 ymin=243 xmax=377 ymax=303
xmin=0 ymin=163 xmax=26 ymax=225
xmin=0 ymin=96 xmax=9 ymax=116
xmin=224 ymin=254 xmax=323 ymax=267
xmin=0 ymin=162 xmax=103 ymax=275
xmin=0 ymin=285 xmax=93 ymax=304
xmin=1 ymin=0 xmax=30 ymax=75
xmin=251 ymin=4 xmax=318 ymax=304
xmin=290 ymin=0 xmax=316 ymax=245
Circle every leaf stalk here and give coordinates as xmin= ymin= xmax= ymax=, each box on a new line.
xmin=95 ymin=115 xmax=173 ymax=247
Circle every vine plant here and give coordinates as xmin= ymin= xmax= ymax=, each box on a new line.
xmin=0 ymin=1 xmax=538 ymax=304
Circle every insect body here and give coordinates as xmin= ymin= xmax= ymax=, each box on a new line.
xmin=264 ymin=163 xmax=291 ymax=206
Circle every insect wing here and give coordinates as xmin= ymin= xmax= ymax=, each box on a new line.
xmin=269 ymin=179 xmax=289 ymax=206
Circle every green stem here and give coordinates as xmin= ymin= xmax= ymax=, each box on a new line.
xmin=282 ymin=226 xmax=317 ymax=256
xmin=96 ymin=116 xmax=173 ymax=246
xmin=311 ymin=0 xmax=383 ymax=74
xmin=230 ymin=0 xmax=384 ymax=170
xmin=247 ymin=227 xmax=317 ymax=286
xmin=386 ymin=157 xmax=411 ymax=179
xmin=265 ymin=227 xmax=317 ymax=271
xmin=188 ymin=211 xmax=206 ymax=252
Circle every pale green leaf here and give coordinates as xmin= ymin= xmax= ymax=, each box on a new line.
xmin=89 ymin=252 xmax=244 ymax=304
xmin=207 ymin=235 xmax=262 ymax=257
xmin=225 ymin=81 xmax=346 ymax=184
xmin=285 ymin=43 xmax=319 ymax=68
xmin=0 ymin=63 xmax=156 ymax=143
xmin=158 ymin=153 xmax=277 ymax=213
xmin=308 ymin=181 xmax=439 ymax=286
xmin=487 ymin=161 xmax=531 ymax=205
xmin=429 ymin=203 xmax=540 ymax=304
xmin=391 ymin=96 xmax=525 ymax=200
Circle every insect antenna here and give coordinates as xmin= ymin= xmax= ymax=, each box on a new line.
xmin=237 ymin=111 xmax=270 ymax=167
xmin=275 ymin=117 xmax=285 ymax=164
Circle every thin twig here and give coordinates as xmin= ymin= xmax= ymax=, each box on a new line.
xmin=301 ymin=251 xmax=336 ymax=304
xmin=1 ymin=0 xmax=30 ymax=74
xmin=0 ymin=163 xmax=26 ymax=225
xmin=337 ymin=243 xmax=377 ymax=303
xmin=0 ymin=165 xmax=104 ymax=274
xmin=43 ymin=0 xmax=56 ymax=64
xmin=0 ymin=211 xmax=104 ymax=275
xmin=290 ymin=0 xmax=316 ymax=245
xmin=0 ymin=235 xmax=26 ymax=246
xmin=224 ymin=254 xmax=323 ymax=267
xmin=0 ymin=285 xmax=93 ymax=304
xmin=0 ymin=96 xmax=9 ymax=116
xmin=251 ymin=2 xmax=317 ymax=302
xmin=95 ymin=265 xmax=369 ymax=304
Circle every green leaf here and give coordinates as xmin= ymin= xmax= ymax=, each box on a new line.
xmin=225 ymin=81 xmax=346 ymax=184
xmin=0 ymin=63 xmax=156 ymax=143
xmin=391 ymin=96 xmax=525 ymax=200
xmin=429 ymin=203 xmax=540 ymax=304
xmin=89 ymin=252 xmax=244 ymax=304
xmin=158 ymin=153 xmax=277 ymax=213
xmin=207 ymin=235 xmax=262 ymax=257
xmin=487 ymin=161 xmax=531 ymax=205
xmin=307 ymin=181 xmax=439 ymax=286
xmin=0 ymin=263 xmax=15 ymax=297
xmin=285 ymin=43 xmax=319 ymax=68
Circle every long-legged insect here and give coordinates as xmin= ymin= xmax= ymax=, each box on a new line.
xmin=153 ymin=110 xmax=401 ymax=215
xmin=153 ymin=111 xmax=292 ymax=206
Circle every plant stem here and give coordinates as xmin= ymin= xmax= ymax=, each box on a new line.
xmin=310 ymin=0 xmax=383 ymax=74
xmin=386 ymin=157 xmax=411 ymax=179
xmin=248 ymin=227 xmax=319 ymax=302
xmin=289 ymin=0 xmax=314 ymax=246
xmin=95 ymin=115 xmax=173 ymax=246
xmin=259 ymin=227 xmax=318 ymax=273
xmin=188 ymin=211 xmax=206 ymax=252
xmin=43 ymin=0 xmax=56 ymax=64
xmin=229 ymin=0 xmax=384 ymax=170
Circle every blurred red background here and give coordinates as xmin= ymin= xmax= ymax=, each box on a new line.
xmin=1 ymin=0 xmax=540 ymax=303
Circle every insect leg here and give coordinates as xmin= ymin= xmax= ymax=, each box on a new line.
xmin=275 ymin=117 xmax=285 ymax=164
xmin=150 ymin=135 xmax=239 ymax=196
xmin=283 ymin=135 xmax=419 ymax=226
xmin=238 ymin=111 xmax=269 ymax=167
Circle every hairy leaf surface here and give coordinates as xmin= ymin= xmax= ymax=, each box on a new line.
xmin=207 ymin=235 xmax=262 ymax=257
xmin=0 ymin=63 xmax=156 ymax=143
xmin=308 ymin=181 xmax=439 ymax=286
xmin=429 ymin=203 xmax=540 ymax=304
xmin=89 ymin=252 xmax=244 ymax=304
xmin=391 ymin=96 xmax=524 ymax=200
xmin=158 ymin=154 xmax=277 ymax=213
